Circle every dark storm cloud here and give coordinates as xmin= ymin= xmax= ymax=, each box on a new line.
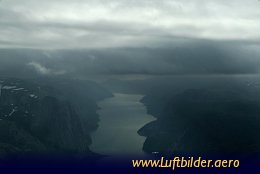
xmin=0 ymin=39 xmax=260 ymax=77
xmin=0 ymin=0 xmax=260 ymax=76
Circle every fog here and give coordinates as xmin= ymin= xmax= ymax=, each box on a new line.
xmin=1 ymin=0 xmax=260 ymax=79
xmin=0 ymin=39 xmax=260 ymax=80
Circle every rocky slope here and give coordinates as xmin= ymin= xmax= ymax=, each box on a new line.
xmin=139 ymin=85 xmax=260 ymax=156
xmin=0 ymin=78 xmax=112 ymax=158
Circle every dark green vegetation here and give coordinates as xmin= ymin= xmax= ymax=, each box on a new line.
xmin=0 ymin=78 xmax=112 ymax=158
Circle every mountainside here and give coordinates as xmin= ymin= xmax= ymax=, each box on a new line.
xmin=0 ymin=78 xmax=112 ymax=158
xmin=137 ymin=78 xmax=260 ymax=156
xmin=104 ymin=75 xmax=260 ymax=156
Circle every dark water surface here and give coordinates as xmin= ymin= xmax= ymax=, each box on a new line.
xmin=90 ymin=93 xmax=155 ymax=156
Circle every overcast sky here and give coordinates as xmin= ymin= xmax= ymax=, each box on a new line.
xmin=0 ymin=0 xmax=260 ymax=49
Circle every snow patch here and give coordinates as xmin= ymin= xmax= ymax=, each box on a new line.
xmin=2 ymin=86 xmax=17 ymax=90
xmin=13 ymin=88 xmax=24 ymax=91
xmin=8 ymin=107 xmax=18 ymax=117
xmin=29 ymin=94 xmax=38 ymax=99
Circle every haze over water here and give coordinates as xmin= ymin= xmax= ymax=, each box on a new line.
xmin=90 ymin=93 xmax=155 ymax=156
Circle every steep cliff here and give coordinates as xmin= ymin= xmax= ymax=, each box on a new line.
xmin=0 ymin=78 xmax=112 ymax=158
xmin=139 ymin=87 xmax=260 ymax=156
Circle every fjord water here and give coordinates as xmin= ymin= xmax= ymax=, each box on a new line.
xmin=90 ymin=93 xmax=155 ymax=156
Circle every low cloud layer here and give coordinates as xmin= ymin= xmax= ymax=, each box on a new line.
xmin=28 ymin=61 xmax=66 ymax=75
xmin=0 ymin=38 xmax=260 ymax=78
xmin=0 ymin=0 xmax=260 ymax=49
xmin=28 ymin=62 xmax=51 ymax=75
xmin=0 ymin=1 xmax=260 ymax=77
